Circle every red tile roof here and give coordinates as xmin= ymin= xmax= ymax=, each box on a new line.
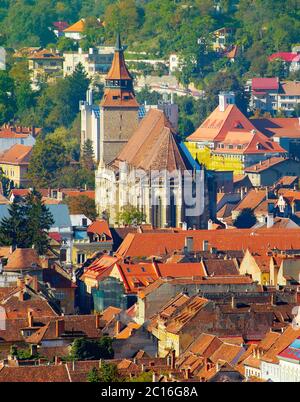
xmin=268 ymin=52 xmax=300 ymax=63
xmin=116 ymin=228 xmax=300 ymax=258
xmin=252 ymin=117 xmax=300 ymax=139
xmin=187 ymin=104 xmax=256 ymax=143
xmin=0 ymin=365 xmax=70 ymax=382
xmin=87 ymin=220 xmax=112 ymax=240
xmin=112 ymin=109 xmax=194 ymax=172
xmin=187 ymin=104 xmax=286 ymax=155
xmin=63 ymin=19 xmax=86 ymax=33
xmin=0 ymin=144 xmax=32 ymax=165
xmin=252 ymin=77 xmax=279 ymax=91
xmin=4 ymin=248 xmax=43 ymax=272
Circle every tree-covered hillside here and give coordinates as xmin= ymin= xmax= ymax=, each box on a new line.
xmin=0 ymin=1 xmax=299 ymax=80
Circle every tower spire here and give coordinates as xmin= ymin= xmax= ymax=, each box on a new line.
xmin=115 ymin=32 xmax=122 ymax=52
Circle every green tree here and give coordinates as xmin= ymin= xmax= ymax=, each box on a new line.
xmin=23 ymin=189 xmax=54 ymax=254
xmin=117 ymin=205 xmax=145 ymax=226
xmin=64 ymin=195 xmax=97 ymax=221
xmin=70 ymin=336 xmax=114 ymax=361
xmin=87 ymin=363 xmax=121 ymax=382
xmin=234 ymin=208 xmax=257 ymax=229
xmin=81 ymin=139 xmax=95 ymax=170
xmin=127 ymin=371 xmax=153 ymax=382
xmin=0 ymin=201 xmax=27 ymax=248
xmin=27 ymin=136 xmax=70 ymax=187
xmin=0 ymin=70 xmax=15 ymax=124
xmin=0 ymin=189 xmax=53 ymax=253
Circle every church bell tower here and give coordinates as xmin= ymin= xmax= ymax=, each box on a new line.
xmin=99 ymin=33 xmax=140 ymax=165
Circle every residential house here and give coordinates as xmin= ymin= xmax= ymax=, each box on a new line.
xmin=260 ymin=326 xmax=300 ymax=382
xmin=28 ymin=49 xmax=64 ymax=88
xmin=186 ymin=92 xmax=286 ymax=175
xmin=268 ymin=49 xmax=300 ymax=73
xmin=72 ymin=220 xmax=113 ymax=266
xmin=0 ymin=124 xmax=39 ymax=152
xmin=51 ymin=21 xmax=69 ymax=37
xmin=244 ymin=157 xmax=300 ymax=187
xmin=64 ymin=46 xmax=114 ymax=78
xmin=252 ymin=117 xmax=300 ymax=158
xmin=47 ymin=204 xmax=73 ymax=265
xmin=63 ymin=18 xmax=102 ymax=41
xmin=0 ymin=144 xmax=33 ymax=187
xmin=249 ymin=78 xmax=300 ymax=115
xmin=239 ymin=249 xmax=278 ymax=285
xmin=2 ymin=248 xmax=49 ymax=282
xmin=42 ymin=265 xmax=77 ymax=314
xmin=136 ymin=276 xmax=259 ymax=325
xmin=148 ymin=292 xmax=292 ymax=357
xmin=212 ymin=27 xmax=235 ymax=52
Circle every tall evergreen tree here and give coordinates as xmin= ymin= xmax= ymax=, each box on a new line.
xmin=81 ymin=139 xmax=95 ymax=170
xmin=0 ymin=189 xmax=54 ymax=254
xmin=23 ymin=189 xmax=54 ymax=254
xmin=0 ymin=201 xmax=27 ymax=248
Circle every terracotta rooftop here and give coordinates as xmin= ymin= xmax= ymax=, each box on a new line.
xmin=260 ymin=326 xmax=300 ymax=364
xmin=0 ymin=365 xmax=70 ymax=382
xmin=233 ymin=189 xmax=266 ymax=212
xmin=4 ymin=248 xmax=43 ymax=272
xmin=245 ymin=157 xmax=289 ymax=173
xmin=201 ymin=259 xmax=239 ymax=276
xmin=116 ymin=227 xmax=300 ymax=258
xmin=187 ymin=104 xmax=257 ymax=143
xmin=252 ymin=117 xmax=300 ymax=139
xmin=0 ymin=144 xmax=32 ymax=165
xmin=252 ymin=77 xmax=279 ymax=91
xmin=28 ymin=49 xmax=63 ymax=60
xmin=87 ymin=220 xmax=112 ymax=240
xmin=63 ymin=18 xmax=86 ymax=33
xmin=112 ymin=109 xmax=193 ymax=172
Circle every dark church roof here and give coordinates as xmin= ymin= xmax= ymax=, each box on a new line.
xmin=111 ymin=109 xmax=196 ymax=172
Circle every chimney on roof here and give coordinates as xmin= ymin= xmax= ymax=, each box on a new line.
xmin=218 ymin=91 xmax=235 ymax=112
xmin=231 ymin=295 xmax=235 ymax=309
xmin=95 ymin=314 xmax=101 ymax=329
xmin=170 ymin=349 xmax=176 ymax=370
xmin=27 ymin=309 xmax=33 ymax=328
xmin=115 ymin=320 xmax=122 ymax=335
xmin=270 ymin=293 xmax=276 ymax=306
xmin=184 ymin=368 xmax=191 ymax=380
xmin=185 ymin=236 xmax=194 ymax=253
xmin=203 ymin=240 xmax=209 ymax=252
xmin=55 ymin=319 xmax=65 ymax=338
xmin=267 ymin=213 xmax=274 ymax=229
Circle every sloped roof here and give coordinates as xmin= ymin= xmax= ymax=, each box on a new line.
xmin=63 ymin=18 xmax=85 ymax=33
xmin=268 ymin=52 xmax=300 ymax=63
xmin=187 ymin=104 xmax=285 ymax=155
xmin=245 ymin=157 xmax=290 ymax=173
xmin=187 ymin=104 xmax=257 ymax=142
xmin=87 ymin=220 xmax=112 ymax=240
xmin=252 ymin=77 xmax=279 ymax=91
xmin=233 ymin=189 xmax=266 ymax=212
xmin=252 ymin=117 xmax=300 ymax=139
xmin=47 ymin=204 xmax=71 ymax=228
xmin=112 ymin=109 xmax=195 ymax=172
xmin=0 ymin=365 xmax=70 ymax=382
xmin=0 ymin=144 xmax=32 ymax=165
xmin=116 ymin=228 xmax=300 ymax=258
xmin=4 ymin=248 xmax=42 ymax=271
xmin=260 ymin=326 xmax=300 ymax=364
